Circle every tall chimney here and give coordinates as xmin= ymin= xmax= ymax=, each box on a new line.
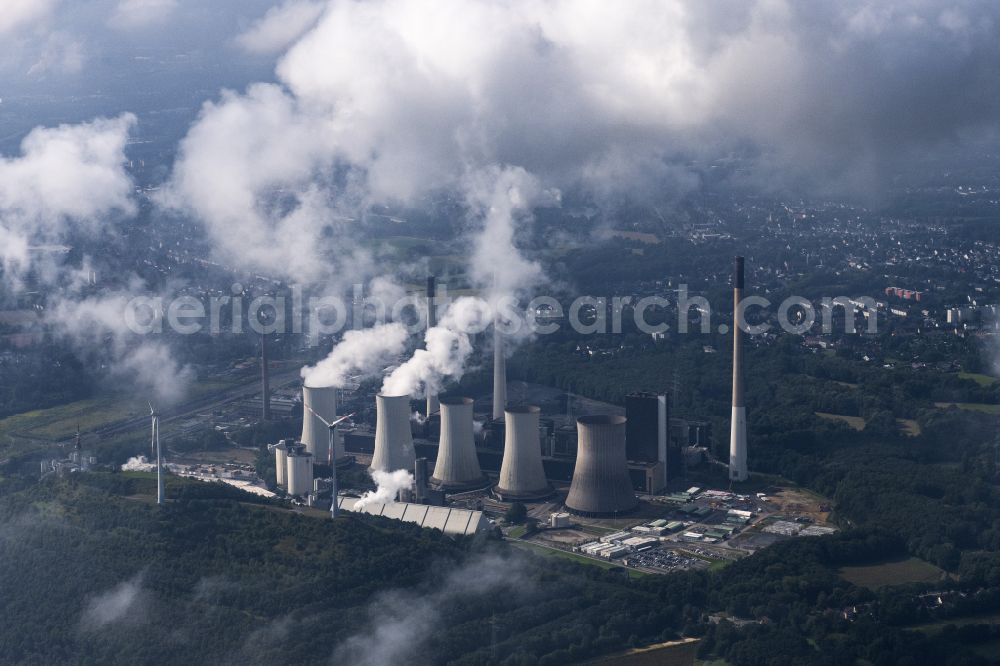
xmin=431 ymin=396 xmax=488 ymax=490
xmin=426 ymin=276 xmax=439 ymax=417
xmin=261 ymin=333 xmax=271 ymax=421
xmin=729 ymin=256 xmax=748 ymax=482
xmin=494 ymin=405 xmax=552 ymax=501
xmin=301 ymin=384 xmax=338 ymax=465
xmin=371 ymin=394 xmax=417 ymax=473
xmin=493 ymin=326 xmax=506 ymax=421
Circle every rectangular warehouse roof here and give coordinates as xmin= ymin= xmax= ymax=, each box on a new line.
xmin=337 ymin=497 xmax=490 ymax=536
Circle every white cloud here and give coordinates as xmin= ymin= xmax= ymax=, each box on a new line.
xmin=0 ymin=114 xmax=135 ymax=278
xmin=0 ymin=0 xmax=59 ymax=35
xmin=236 ymin=0 xmax=326 ymax=55
xmin=109 ymin=0 xmax=178 ymax=30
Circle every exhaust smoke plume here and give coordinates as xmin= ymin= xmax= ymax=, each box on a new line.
xmin=354 ymin=469 xmax=414 ymax=510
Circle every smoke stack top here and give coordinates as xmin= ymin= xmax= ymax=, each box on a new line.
xmin=733 ymin=256 xmax=745 ymax=289
xmin=426 ymin=276 xmax=436 ymax=299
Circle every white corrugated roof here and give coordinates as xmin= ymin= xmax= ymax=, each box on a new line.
xmin=337 ymin=497 xmax=489 ymax=536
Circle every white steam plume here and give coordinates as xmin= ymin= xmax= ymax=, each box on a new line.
xmin=301 ymin=322 xmax=409 ymax=388
xmin=381 ymin=297 xmax=491 ymax=398
xmin=354 ymin=469 xmax=413 ymax=510
xmin=333 ymin=554 xmax=525 ymax=665
xmin=79 ymin=572 xmax=149 ymax=631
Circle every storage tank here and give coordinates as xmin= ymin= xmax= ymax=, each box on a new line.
xmin=371 ymin=394 xmax=417 ymax=473
xmin=286 ymin=446 xmax=313 ymax=496
xmin=301 ymin=384 xmax=339 ymax=465
xmin=494 ymin=405 xmax=553 ymax=501
xmin=565 ymin=415 xmax=638 ymax=516
xmin=431 ymin=397 xmax=489 ymax=490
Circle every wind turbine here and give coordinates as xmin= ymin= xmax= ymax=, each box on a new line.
xmin=303 ymin=402 xmax=354 ymax=518
xmin=149 ymin=403 xmax=165 ymax=505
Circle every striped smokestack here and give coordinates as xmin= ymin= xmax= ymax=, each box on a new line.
xmin=426 ymin=276 xmax=439 ymax=417
xmin=729 ymin=256 xmax=748 ymax=482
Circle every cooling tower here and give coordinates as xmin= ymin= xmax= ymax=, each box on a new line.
xmin=565 ymin=415 xmax=638 ymax=516
xmin=493 ymin=326 xmax=506 ymax=421
xmin=286 ymin=446 xmax=313 ymax=496
xmin=729 ymin=256 xmax=749 ymax=482
xmin=371 ymin=394 xmax=417 ymax=473
xmin=426 ymin=276 xmax=440 ymax=417
xmin=301 ymin=384 xmax=339 ymax=464
xmin=431 ymin=397 xmax=489 ymax=490
xmin=494 ymin=405 xmax=553 ymax=501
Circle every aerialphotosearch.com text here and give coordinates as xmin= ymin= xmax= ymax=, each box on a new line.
xmin=122 ymin=283 xmax=879 ymax=342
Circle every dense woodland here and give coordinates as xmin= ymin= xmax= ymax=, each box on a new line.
xmin=2 ymin=473 xmax=1000 ymax=665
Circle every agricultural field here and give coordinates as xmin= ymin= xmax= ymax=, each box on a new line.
xmin=935 ymin=402 xmax=1000 ymax=415
xmin=839 ymin=557 xmax=945 ymax=590
xmin=815 ymin=412 xmax=865 ymax=430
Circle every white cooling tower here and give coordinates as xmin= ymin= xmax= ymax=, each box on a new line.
xmin=301 ymin=384 xmax=339 ymax=465
xmin=565 ymin=415 xmax=638 ymax=516
xmin=431 ymin=396 xmax=489 ymax=490
xmin=286 ymin=447 xmax=313 ymax=496
xmin=495 ymin=405 xmax=553 ymax=501
xmin=371 ymin=394 xmax=417 ymax=473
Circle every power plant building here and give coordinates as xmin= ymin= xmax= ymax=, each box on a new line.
xmin=565 ymin=415 xmax=638 ymax=516
xmin=371 ymin=394 xmax=417 ymax=473
xmin=494 ymin=405 xmax=553 ymax=501
xmin=337 ymin=497 xmax=491 ymax=536
xmin=625 ymin=392 xmax=668 ymax=492
xmin=431 ymin=397 xmax=489 ymax=490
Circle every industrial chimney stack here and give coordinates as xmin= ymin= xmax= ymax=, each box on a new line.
xmin=301 ymin=384 xmax=339 ymax=465
xmin=261 ymin=333 xmax=271 ymax=421
xmin=431 ymin=396 xmax=489 ymax=490
xmin=565 ymin=415 xmax=638 ymax=516
xmin=426 ymin=276 xmax=440 ymax=417
xmin=493 ymin=326 xmax=506 ymax=421
xmin=729 ymin=256 xmax=749 ymax=482
xmin=371 ymin=394 xmax=417 ymax=473
xmin=494 ymin=405 xmax=552 ymax=501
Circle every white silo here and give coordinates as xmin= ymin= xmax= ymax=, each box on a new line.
xmin=431 ymin=396 xmax=489 ymax=490
xmin=301 ymin=384 xmax=339 ymax=465
xmin=565 ymin=415 xmax=638 ymax=516
xmin=269 ymin=439 xmax=289 ymax=487
xmin=286 ymin=446 xmax=313 ymax=496
xmin=371 ymin=394 xmax=417 ymax=473
xmin=494 ymin=405 xmax=552 ymax=501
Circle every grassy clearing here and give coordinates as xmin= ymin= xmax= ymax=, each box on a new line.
xmin=935 ymin=402 xmax=1000 ymax=414
xmin=815 ymin=412 xmax=866 ymax=430
xmin=508 ymin=525 xmax=528 ymax=539
xmin=511 ymin=540 xmax=649 ymax=577
xmin=959 ymin=372 xmax=999 ymax=387
xmin=839 ymin=557 xmax=944 ymax=590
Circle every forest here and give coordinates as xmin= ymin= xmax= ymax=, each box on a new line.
xmin=1 ymin=472 xmax=999 ymax=665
